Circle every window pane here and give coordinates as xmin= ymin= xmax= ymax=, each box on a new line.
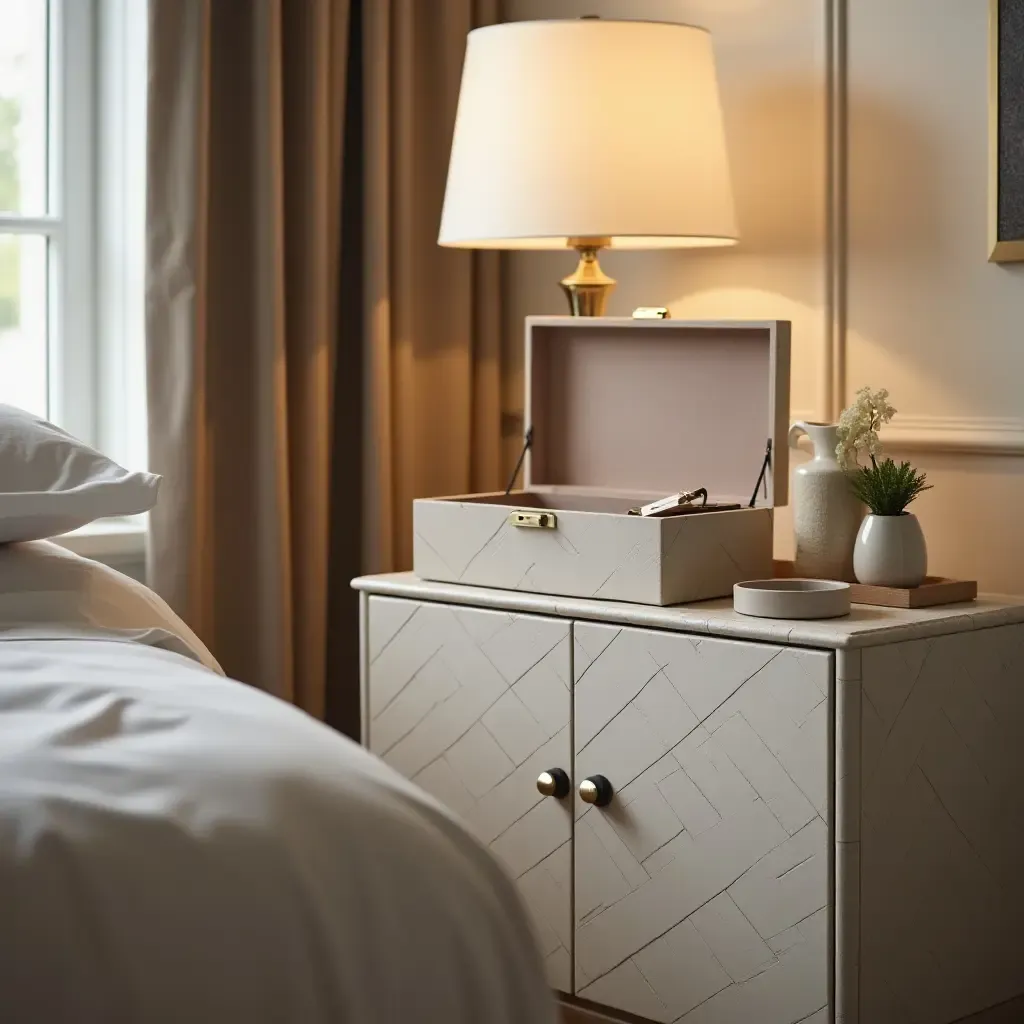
xmin=0 ymin=0 xmax=49 ymax=215
xmin=0 ymin=233 xmax=47 ymax=415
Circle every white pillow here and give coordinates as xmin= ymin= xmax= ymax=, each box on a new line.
xmin=0 ymin=404 xmax=159 ymax=542
xmin=0 ymin=540 xmax=222 ymax=673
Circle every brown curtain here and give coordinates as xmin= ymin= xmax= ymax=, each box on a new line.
xmin=363 ymin=0 xmax=508 ymax=574
xmin=146 ymin=0 xmax=352 ymax=722
xmin=145 ymin=0 xmax=510 ymax=723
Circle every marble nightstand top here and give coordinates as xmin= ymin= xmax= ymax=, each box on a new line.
xmin=352 ymin=572 xmax=1024 ymax=650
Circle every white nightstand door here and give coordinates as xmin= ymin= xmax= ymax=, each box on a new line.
xmin=573 ymin=622 xmax=832 ymax=1023
xmin=365 ymin=596 xmax=573 ymax=990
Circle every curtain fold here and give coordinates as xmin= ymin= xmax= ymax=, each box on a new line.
xmin=363 ymin=0 xmax=507 ymax=574
xmin=146 ymin=0 xmax=509 ymax=721
xmin=147 ymin=0 xmax=352 ymax=720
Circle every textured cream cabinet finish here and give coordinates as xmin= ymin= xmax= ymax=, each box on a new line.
xmin=362 ymin=597 xmax=574 ymax=990
xmin=572 ymin=623 xmax=831 ymax=1023
xmin=355 ymin=573 xmax=1024 ymax=1024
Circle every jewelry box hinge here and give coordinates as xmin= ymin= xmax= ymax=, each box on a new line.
xmin=748 ymin=438 xmax=773 ymax=508
xmin=505 ymin=425 xmax=534 ymax=495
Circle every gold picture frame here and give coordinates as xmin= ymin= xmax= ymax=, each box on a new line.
xmin=990 ymin=0 xmax=1024 ymax=261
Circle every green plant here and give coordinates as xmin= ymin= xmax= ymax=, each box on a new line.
xmin=849 ymin=457 xmax=931 ymax=516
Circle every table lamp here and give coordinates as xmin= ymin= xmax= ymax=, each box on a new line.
xmin=438 ymin=18 xmax=738 ymax=316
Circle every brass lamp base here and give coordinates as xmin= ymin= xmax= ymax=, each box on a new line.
xmin=560 ymin=238 xmax=615 ymax=316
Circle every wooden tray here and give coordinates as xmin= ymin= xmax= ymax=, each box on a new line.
xmin=772 ymin=561 xmax=977 ymax=608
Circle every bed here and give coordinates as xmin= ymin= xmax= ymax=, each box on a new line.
xmin=0 ymin=540 xmax=557 ymax=1024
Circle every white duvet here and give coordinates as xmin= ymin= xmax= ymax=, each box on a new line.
xmin=0 ymin=543 xmax=556 ymax=1024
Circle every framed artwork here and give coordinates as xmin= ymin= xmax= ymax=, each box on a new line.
xmin=990 ymin=0 xmax=1024 ymax=261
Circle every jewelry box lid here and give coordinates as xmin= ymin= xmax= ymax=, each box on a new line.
xmin=523 ymin=317 xmax=791 ymax=507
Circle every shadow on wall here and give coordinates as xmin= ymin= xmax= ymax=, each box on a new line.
xmin=846 ymin=89 xmax=1024 ymax=414
xmin=848 ymin=90 xmax=945 ymax=256
xmin=898 ymin=453 xmax=1024 ymax=591
xmin=845 ymin=90 xmax=957 ymax=415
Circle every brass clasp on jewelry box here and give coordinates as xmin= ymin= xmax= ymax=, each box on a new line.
xmin=508 ymin=510 xmax=557 ymax=529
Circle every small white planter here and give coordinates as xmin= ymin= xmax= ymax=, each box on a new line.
xmin=853 ymin=512 xmax=927 ymax=587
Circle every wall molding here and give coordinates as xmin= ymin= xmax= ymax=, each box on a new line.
xmin=824 ymin=0 xmax=848 ymax=421
xmin=881 ymin=415 xmax=1024 ymax=455
xmin=790 ymin=409 xmax=1024 ymax=455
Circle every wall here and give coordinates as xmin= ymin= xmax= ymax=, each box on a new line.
xmin=846 ymin=0 xmax=1024 ymax=592
xmin=502 ymin=0 xmax=1024 ymax=594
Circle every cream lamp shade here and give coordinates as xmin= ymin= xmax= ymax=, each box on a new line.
xmin=438 ymin=19 xmax=738 ymax=305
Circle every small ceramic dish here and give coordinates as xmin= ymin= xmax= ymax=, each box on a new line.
xmin=734 ymin=579 xmax=851 ymax=619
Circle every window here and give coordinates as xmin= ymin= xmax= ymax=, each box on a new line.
xmin=0 ymin=0 xmax=147 ymax=474
xmin=0 ymin=0 xmax=61 ymax=419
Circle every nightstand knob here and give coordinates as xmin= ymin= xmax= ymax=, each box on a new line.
xmin=579 ymin=775 xmax=614 ymax=807
xmin=536 ymin=768 xmax=571 ymax=799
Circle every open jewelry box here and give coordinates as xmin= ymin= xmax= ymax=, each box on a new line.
xmin=413 ymin=317 xmax=791 ymax=605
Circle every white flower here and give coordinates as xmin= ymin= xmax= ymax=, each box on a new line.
xmin=835 ymin=386 xmax=897 ymax=470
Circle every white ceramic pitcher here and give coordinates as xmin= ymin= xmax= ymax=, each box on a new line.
xmin=788 ymin=421 xmax=863 ymax=581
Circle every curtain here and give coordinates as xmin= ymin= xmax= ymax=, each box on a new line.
xmin=146 ymin=0 xmax=510 ymax=724
xmin=146 ymin=0 xmax=354 ymax=724
xmin=363 ymin=0 xmax=508 ymax=574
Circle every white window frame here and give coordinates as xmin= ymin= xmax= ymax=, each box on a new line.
xmin=0 ymin=0 xmax=97 ymax=443
xmin=0 ymin=0 xmax=148 ymax=561
xmin=95 ymin=0 xmax=148 ymax=477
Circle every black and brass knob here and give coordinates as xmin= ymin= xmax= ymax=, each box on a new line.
xmin=579 ymin=775 xmax=614 ymax=807
xmin=536 ymin=768 xmax=571 ymax=799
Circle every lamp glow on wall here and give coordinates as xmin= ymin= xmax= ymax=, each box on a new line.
xmin=438 ymin=18 xmax=738 ymax=316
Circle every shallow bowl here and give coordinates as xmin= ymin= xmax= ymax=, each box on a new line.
xmin=734 ymin=578 xmax=851 ymax=620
